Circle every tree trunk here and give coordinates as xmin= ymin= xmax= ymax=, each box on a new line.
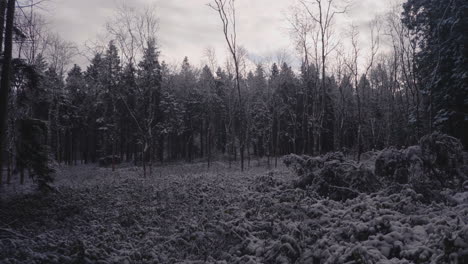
xmin=266 ymin=139 xmax=270 ymax=167
xmin=207 ymin=125 xmax=211 ymax=169
xmin=275 ymin=114 xmax=280 ymax=168
xmin=149 ymin=145 xmax=153 ymax=177
xmin=135 ymin=138 xmax=139 ymax=166
xmin=112 ymin=139 xmax=115 ymax=172
xmin=6 ymin=150 xmax=11 ymax=184
xmin=55 ymin=103 xmax=61 ymax=163
xmin=0 ymin=0 xmax=6 ymax=53
xmin=0 ymin=0 xmax=16 ymax=184
xmin=159 ymin=135 xmax=164 ymax=164
xmin=200 ymin=121 xmax=204 ymax=157
xmin=240 ymin=144 xmax=244 ymax=171
xmin=247 ymin=142 xmax=250 ymax=168
xmin=20 ymin=168 xmax=24 ymax=185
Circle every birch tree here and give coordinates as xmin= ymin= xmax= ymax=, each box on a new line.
xmin=209 ymin=0 xmax=246 ymax=171
xmin=296 ymin=0 xmax=349 ymax=154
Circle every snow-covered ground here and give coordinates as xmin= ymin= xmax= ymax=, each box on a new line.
xmin=0 ymin=161 xmax=467 ymax=263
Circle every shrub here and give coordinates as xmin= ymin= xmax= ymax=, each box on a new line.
xmin=17 ymin=118 xmax=55 ymax=191
xmin=285 ymin=153 xmax=380 ymax=201
xmin=419 ymin=132 xmax=466 ymax=188
xmin=375 ymin=147 xmax=409 ymax=184
xmin=285 ymin=133 xmax=467 ymax=202
xmin=98 ymin=155 xmax=122 ymax=167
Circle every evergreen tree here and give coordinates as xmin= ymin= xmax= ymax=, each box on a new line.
xmin=99 ymin=41 xmax=122 ymax=169
xmin=64 ymin=65 xmax=86 ymax=164
xmin=134 ymin=38 xmax=162 ymax=173
xmin=402 ymin=0 xmax=468 ymax=147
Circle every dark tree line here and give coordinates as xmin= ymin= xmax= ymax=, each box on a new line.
xmin=0 ymin=0 xmax=466 ymax=186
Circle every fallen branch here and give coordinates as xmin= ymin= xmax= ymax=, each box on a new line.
xmin=0 ymin=227 xmax=28 ymax=239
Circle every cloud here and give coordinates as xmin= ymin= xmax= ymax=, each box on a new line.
xmin=38 ymin=0 xmax=394 ymax=70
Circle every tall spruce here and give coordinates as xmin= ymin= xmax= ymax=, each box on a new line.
xmin=402 ymin=0 xmax=468 ymax=147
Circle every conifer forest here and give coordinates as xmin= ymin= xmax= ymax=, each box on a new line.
xmin=0 ymin=0 xmax=467 ymax=263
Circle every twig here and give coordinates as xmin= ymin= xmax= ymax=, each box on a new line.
xmin=0 ymin=227 xmax=28 ymax=239
xmin=328 ymin=184 xmax=362 ymax=195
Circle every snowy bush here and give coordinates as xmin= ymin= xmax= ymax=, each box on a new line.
xmin=16 ymin=118 xmax=55 ymax=191
xmin=419 ymin=132 xmax=466 ymax=188
xmin=98 ymin=155 xmax=122 ymax=167
xmin=374 ymin=133 xmax=466 ymax=190
xmin=375 ymin=147 xmax=410 ymax=184
xmin=285 ymin=153 xmax=380 ymax=201
xmin=286 ymin=133 xmax=467 ymax=204
xmin=314 ymin=162 xmax=380 ymax=201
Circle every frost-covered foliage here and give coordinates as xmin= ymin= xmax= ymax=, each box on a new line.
xmin=375 ymin=147 xmax=410 ymax=184
xmin=285 ymin=153 xmax=380 ymax=200
xmin=1 ymin=162 xmax=467 ymax=264
xmin=419 ymin=133 xmax=465 ymax=186
xmin=287 ymin=133 xmax=466 ymax=203
xmin=376 ymin=132 xmax=466 ymax=190
xmin=98 ymin=156 xmax=122 ymax=167
xmin=16 ymin=119 xmax=55 ymax=191
xmin=402 ymin=0 xmax=468 ymax=147
xmin=283 ymin=152 xmax=346 ymax=177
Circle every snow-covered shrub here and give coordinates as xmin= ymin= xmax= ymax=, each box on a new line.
xmin=285 ymin=153 xmax=380 ymax=201
xmin=337 ymin=245 xmax=386 ymax=264
xmin=283 ymin=152 xmax=346 ymax=177
xmin=253 ymin=173 xmax=284 ymax=192
xmin=438 ymin=225 xmax=468 ymax=264
xmin=314 ymin=162 xmax=380 ymax=201
xmin=360 ymin=150 xmax=379 ymax=162
xmin=375 ymin=147 xmax=409 ymax=184
xmin=286 ymin=133 xmax=466 ymax=204
xmin=16 ymin=118 xmax=55 ymax=191
xmin=283 ymin=154 xmax=312 ymax=177
xmin=419 ymin=132 xmax=464 ymax=169
xmin=419 ymin=132 xmax=466 ymax=188
xmin=374 ymin=133 xmax=466 ymax=190
xmin=323 ymin=152 xmax=346 ymax=162
xmin=98 ymin=155 xmax=122 ymax=167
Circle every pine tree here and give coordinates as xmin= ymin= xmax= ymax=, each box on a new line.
xmin=100 ymin=41 xmax=122 ymax=170
xmin=402 ymin=0 xmax=468 ymax=147
xmin=134 ymin=38 xmax=162 ymax=174
xmin=65 ymin=65 xmax=86 ymax=165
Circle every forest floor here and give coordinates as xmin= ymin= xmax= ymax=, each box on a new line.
xmin=0 ymin=160 xmax=467 ymax=264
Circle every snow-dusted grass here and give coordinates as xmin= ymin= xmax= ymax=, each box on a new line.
xmin=0 ymin=160 xmax=467 ymax=263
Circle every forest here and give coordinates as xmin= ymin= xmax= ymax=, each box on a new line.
xmin=0 ymin=0 xmax=467 ymax=263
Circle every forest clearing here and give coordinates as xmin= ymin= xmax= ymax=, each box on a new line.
xmin=0 ymin=0 xmax=467 ymax=263
xmin=1 ymin=134 xmax=468 ymax=264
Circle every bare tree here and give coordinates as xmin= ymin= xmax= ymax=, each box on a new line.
xmin=0 ymin=0 xmax=6 ymax=53
xmin=287 ymin=5 xmax=314 ymax=69
xmin=106 ymin=1 xmax=159 ymax=65
xmin=296 ymin=0 xmax=349 ymax=154
xmin=15 ymin=5 xmax=49 ymax=64
xmin=42 ymin=33 xmax=78 ymax=162
xmin=203 ymin=46 xmax=218 ymax=72
xmin=45 ymin=33 xmax=78 ymax=77
xmin=344 ymin=19 xmax=380 ymax=162
xmin=209 ymin=0 xmax=246 ymax=171
xmin=386 ymin=6 xmax=420 ymax=139
xmin=287 ymin=5 xmax=321 ymax=154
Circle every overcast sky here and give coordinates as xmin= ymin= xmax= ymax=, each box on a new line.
xmin=39 ymin=0 xmax=396 ymax=70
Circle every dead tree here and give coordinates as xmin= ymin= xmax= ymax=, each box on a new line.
xmin=106 ymin=2 xmax=159 ymax=65
xmin=209 ymin=0 xmax=246 ymax=171
xmin=298 ymin=0 xmax=348 ymax=154
xmin=345 ymin=21 xmax=380 ymax=162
